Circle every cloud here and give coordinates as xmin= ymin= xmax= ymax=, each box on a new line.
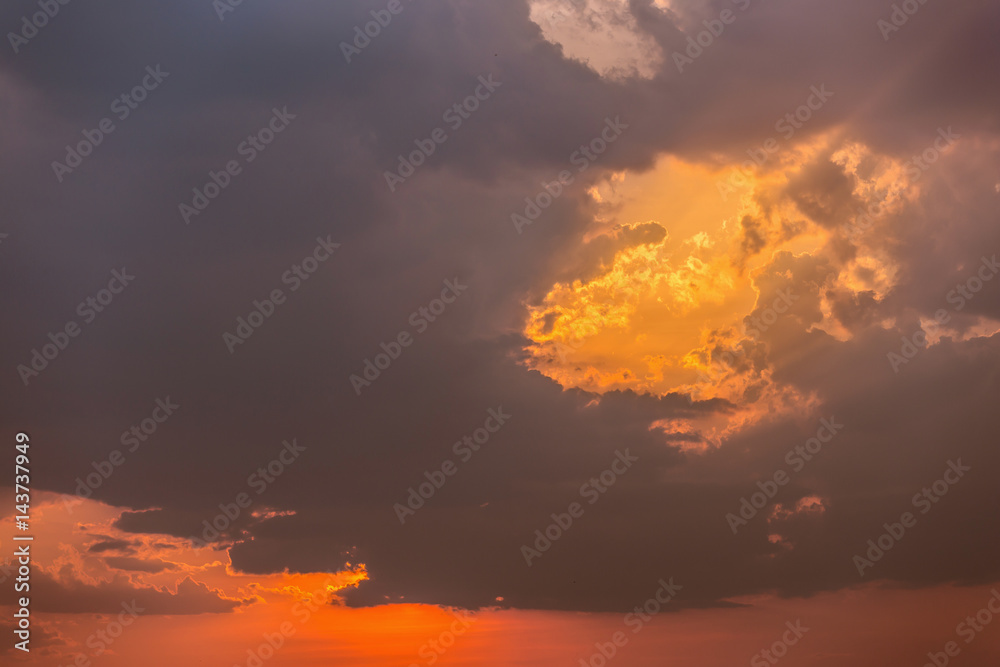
xmin=87 ymin=538 xmax=137 ymax=554
xmin=0 ymin=0 xmax=997 ymax=617
xmin=0 ymin=569 xmax=249 ymax=615
xmin=104 ymin=556 xmax=178 ymax=574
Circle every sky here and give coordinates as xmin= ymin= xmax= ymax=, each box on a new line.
xmin=1 ymin=0 xmax=999 ymax=665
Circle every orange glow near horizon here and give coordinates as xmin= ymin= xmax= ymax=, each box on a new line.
xmin=4 ymin=495 xmax=1000 ymax=666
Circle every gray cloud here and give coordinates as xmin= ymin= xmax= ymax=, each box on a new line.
xmin=1 ymin=0 xmax=997 ymax=615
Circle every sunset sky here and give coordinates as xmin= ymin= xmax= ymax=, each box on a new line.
xmin=2 ymin=0 xmax=999 ymax=665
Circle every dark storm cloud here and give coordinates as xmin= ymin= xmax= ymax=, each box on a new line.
xmin=1 ymin=0 xmax=997 ymax=614
xmin=87 ymin=538 xmax=136 ymax=554
xmin=103 ymin=556 xmax=177 ymax=574
xmin=0 ymin=570 xmax=247 ymax=614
